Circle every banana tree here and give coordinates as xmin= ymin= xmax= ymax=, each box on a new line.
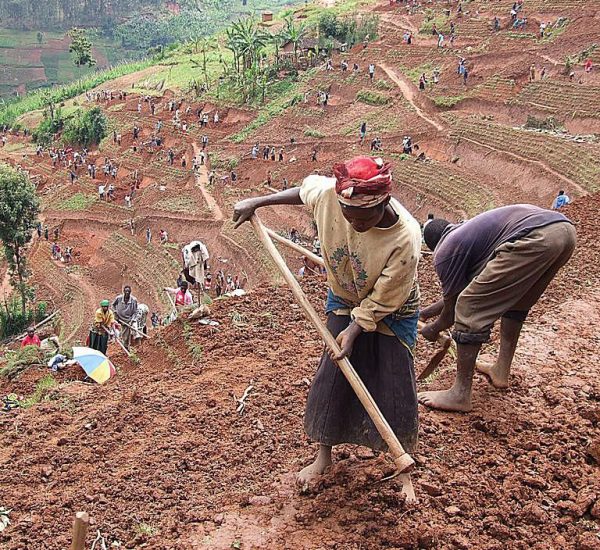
xmin=282 ymin=16 xmax=307 ymax=64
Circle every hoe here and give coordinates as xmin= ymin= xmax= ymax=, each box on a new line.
xmin=261 ymin=220 xmax=453 ymax=381
xmin=251 ymin=214 xmax=415 ymax=474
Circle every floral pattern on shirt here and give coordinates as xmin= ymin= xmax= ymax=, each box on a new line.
xmin=329 ymin=246 xmax=368 ymax=295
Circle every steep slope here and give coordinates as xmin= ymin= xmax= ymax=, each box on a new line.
xmin=1 ymin=194 xmax=599 ymax=549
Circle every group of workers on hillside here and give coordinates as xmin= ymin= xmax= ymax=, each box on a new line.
xmin=89 ymin=286 xmax=148 ymax=355
xmin=15 ymin=0 xmax=583 ymax=498
xmin=232 ymin=153 xmax=576 ymax=498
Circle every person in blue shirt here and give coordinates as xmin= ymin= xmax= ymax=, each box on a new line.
xmin=552 ymin=190 xmax=570 ymax=209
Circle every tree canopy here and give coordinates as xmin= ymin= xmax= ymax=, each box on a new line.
xmin=68 ymin=28 xmax=96 ymax=71
xmin=0 ymin=164 xmax=40 ymax=314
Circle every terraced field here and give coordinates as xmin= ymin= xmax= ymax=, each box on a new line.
xmin=510 ymin=80 xmax=600 ymax=118
xmin=447 ymin=116 xmax=600 ymax=192
xmin=392 ymin=156 xmax=496 ymax=217
xmin=100 ymin=232 xmax=182 ymax=309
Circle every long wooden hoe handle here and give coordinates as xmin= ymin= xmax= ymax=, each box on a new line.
xmin=265 ymin=227 xmax=324 ymax=266
xmin=70 ymin=511 xmax=89 ymax=550
xmin=251 ymin=215 xmax=414 ymax=473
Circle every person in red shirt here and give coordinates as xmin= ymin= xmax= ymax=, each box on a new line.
xmin=21 ymin=327 xmax=41 ymax=348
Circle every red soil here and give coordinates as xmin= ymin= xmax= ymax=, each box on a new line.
xmin=0 ymin=0 xmax=599 ymax=547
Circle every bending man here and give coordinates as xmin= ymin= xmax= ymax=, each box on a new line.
xmin=233 ymin=156 xmax=421 ymax=499
xmin=419 ymin=204 xmax=576 ymax=412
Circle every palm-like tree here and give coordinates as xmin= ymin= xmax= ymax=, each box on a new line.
xmin=282 ymin=16 xmax=307 ymax=64
xmin=227 ymin=19 xmax=269 ymax=72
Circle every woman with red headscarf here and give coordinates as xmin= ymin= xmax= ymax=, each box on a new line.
xmin=233 ymin=156 xmax=421 ymax=499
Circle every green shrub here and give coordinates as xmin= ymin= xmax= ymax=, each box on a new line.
xmin=32 ymin=111 xmax=64 ymax=145
xmin=356 ymin=90 xmax=389 ymax=106
xmin=56 ymin=192 xmax=97 ymax=211
xmin=433 ymin=95 xmax=465 ymax=108
xmin=304 ymin=127 xmax=324 ymax=138
xmin=0 ymin=345 xmax=45 ymax=380
xmin=318 ymin=12 xmax=379 ymax=47
xmin=374 ymin=79 xmax=392 ymax=91
xmin=62 ymin=106 xmax=107 ymax=147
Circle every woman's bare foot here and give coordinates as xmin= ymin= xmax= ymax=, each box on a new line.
xmin=418 ymin=388 xmax=472 ymax=412
xmin=399 ymin=474 xmax=417 ymax=503
xmin=296 ymin=445 xmax=333 ymax=492
xmin=476 ymin=361 xmax=510 ymax=389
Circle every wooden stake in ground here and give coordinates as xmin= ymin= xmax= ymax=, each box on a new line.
xmin=70 ymin=511 xmax=89 ymax=550
xmin=251 ymin=214 xmax=414 ymax=474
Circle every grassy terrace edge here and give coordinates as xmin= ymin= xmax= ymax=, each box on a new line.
xmin=0 ymin=58 xmax=154 ymax=128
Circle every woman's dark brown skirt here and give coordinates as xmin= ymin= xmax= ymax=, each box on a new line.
xmin=304 ymin=314 xmax=418 ymax=452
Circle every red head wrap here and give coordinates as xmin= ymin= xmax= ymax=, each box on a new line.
xmin=333 ymin=156 xmax=393 ymax=207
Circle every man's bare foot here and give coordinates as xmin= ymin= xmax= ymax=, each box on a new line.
xmin=476 ymin=361 xmax=509 ymax=389
xmin=418 ymin=388 xmax=472 ymax=412
xmin=296 ymin=455 xmax=332 ymax=491
xmin=399 ymin=474 xmax=417 ymax=503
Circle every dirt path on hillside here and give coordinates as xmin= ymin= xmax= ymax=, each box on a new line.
xmin=192 ymin=142 xmax=224 ymax=221
xmin=378 ymin=63 xmax=446 ymax=132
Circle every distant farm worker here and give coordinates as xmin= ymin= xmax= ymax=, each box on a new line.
xmin=359 ymin=121 xmax=367 ymax=144
xmin=233 ymin=156 xmax=422 ymax=500
xmin=368 ymin=63 xmax=375 ymax=81
xmin=164 ymin=280 xmax=193 ymax=309
xmin=529 ymin=64 xmax=536 ymax=81
xmin=419 ymin=205 xmax=576 ymax=412
xmin=112 ymin=286 xmax=138 ymax=350
xmin=21 ymin=327 xmax=41 ymax=348
xmin=90 ymin=300 xmax=115 ymax=355
xmin=552 ymin=190 xmax=570 ymax=209
xmin=182 ymin=240 xmax=210 ymax=300
xmin=131 ymin=303 xmax=149 ymax=345
xmin=422 ymin=212 xmax=435 ymax=234
xmin=146 ymin=227 xmax=152 ymax=244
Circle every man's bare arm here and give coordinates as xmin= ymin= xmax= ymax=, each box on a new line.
xmin=421 ymin=294 xmax=458 ymax=341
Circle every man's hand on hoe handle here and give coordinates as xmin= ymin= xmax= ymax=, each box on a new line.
xmin=420 ymin=322 xmax=441 ymax=343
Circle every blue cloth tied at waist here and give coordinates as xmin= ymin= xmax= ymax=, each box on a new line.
xmin=325 ymin=289 xmax=419 ymax=351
